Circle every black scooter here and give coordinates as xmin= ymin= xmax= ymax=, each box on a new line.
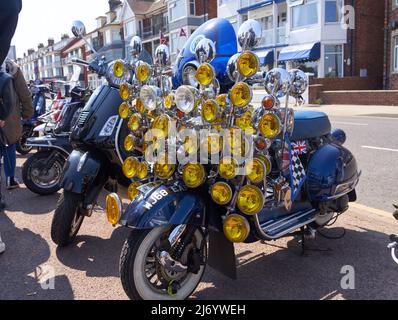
xmin=22 ymin=86 xmax=89 ymax=195
xmin=50 ymin=20 xmax=135 ymax=246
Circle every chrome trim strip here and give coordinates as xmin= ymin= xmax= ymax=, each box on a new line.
xmin=253 ymin=209 xmax=317 ymax=240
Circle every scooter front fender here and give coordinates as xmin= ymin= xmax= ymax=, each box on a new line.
xmin=120 ymin=183 xmax=206 ymax=229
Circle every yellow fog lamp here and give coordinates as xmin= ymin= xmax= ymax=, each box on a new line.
xmin=195 ymin=63 xmax=215 ymax=86
xmin=258 ymin=113 xmax=282 ymax=139
xmin=219 ymin=157 xmax=238 ymax=180
xmin=135 ymin=61 xmax=151 ymax=83
xmin=164 ymin=93 xmax=174 ymax=109
xmin=119 ymin=83 xmax=131 ymax=101
xmin=256 ymin=154 xmax=272 ymax=175
xmin=137 ymin=162 xmax=149 ymax=180
xmin=183 ymin=136 xmax=198 ymax=155
xmin=204 ymin=133 xmax=222 ymax=155
xmin=124 ymin=134 xmax=135 ymax=152
xmin=151 ymin=115 xmax=170 ymax=139
xmin=128 ymin=113 xmax=142 ymax=132
xmin=216 ymin=94 xmax=228 ymax=110
xmin=122 ymin=157 xmax=139 ymax=178
xmin=210 ymin=182 xmax=233 ymax=205
xmin=235 ymin=110 xmax=254 ymax=132
xmin=154 ymin=155 xmax=176 ymax=180
xmin=245 ymin=158 xmax=266 ymax=184
xmin=237 ymin=185 xmax=264 ymax=216
xmin=113 ymin=59 xmax=126 ymax=78
xmin=106 ymin=193 xmax=122 ymax=226
xmin=182 ymin=164 xmax=206 ymax=188
xmin=201 ymin=99 xmax=219 ymax=123
xmin=230 ymin=82 xmax=252 ymax=108
xmin=127 ymin=182 xmax=141 ymax=201
xmin=119 ymin=102 xmax=130 ymax=119
xmin=134 ymin=98 xmax=146 ymax=114
xmin=237 ymin=51 xmax=259 ymax=78
xmin=223 ymin=214 xmax=250 ymax=243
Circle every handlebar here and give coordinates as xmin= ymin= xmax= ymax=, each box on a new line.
xmin=71 ymin=58 xmax=90 ymax=67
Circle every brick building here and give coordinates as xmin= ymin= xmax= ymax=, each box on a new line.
xmin=385 ymin=0 xmax=398 ymax=90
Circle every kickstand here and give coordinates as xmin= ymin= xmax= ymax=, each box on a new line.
xmin=300 ymin=227 xmax=332 ymax=257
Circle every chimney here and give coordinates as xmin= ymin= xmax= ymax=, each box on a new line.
xmin=48 ymin=38 xmax=55 ymax=46
xmin=38 ymin=43 xmax=44 ymax=50
xmin=108 ymin=0 xmax=122 ymax=11
xmin=61 ymin=34 xmax=70 ymax=41
xmin=28 ymin=49 xmax=35 ymax=55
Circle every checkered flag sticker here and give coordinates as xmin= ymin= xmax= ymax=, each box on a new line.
xmin=284 ymin=134 xmax=306 ymax=202
xmin=290 ymin=147 xmax=306 ymax=201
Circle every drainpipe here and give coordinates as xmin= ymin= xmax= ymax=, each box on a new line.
xmin=350 ymin=0 xmax=355 ymax=76
xmin=383 ymin=0 xmax=389 ymax=89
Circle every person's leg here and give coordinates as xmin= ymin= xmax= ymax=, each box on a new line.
xmin=0 ymin=145 xmax=5 ymax=209
xmin=0 ymin=0 xmax=22 ymax=65
xmin=4 ymin=144 xmax=19 ymax=190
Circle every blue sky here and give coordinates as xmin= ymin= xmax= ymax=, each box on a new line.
xmin=12 ymin=0 xmax=110 ymax=58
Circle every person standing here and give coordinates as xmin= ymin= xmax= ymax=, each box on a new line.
xmin=0 ymin=0 xmax=23 ymax=255
xmin=1 ymin=59 xmax=33 ymax=190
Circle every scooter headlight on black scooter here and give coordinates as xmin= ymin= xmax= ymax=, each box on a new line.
xmin=106 ymin=193 xmax=122 ymax=226
xmin=107 ymin=61 xmax=132 ymax=87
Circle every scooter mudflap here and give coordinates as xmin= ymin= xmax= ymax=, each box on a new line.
xmin=208 ymin=230 xmax=237 ymax=279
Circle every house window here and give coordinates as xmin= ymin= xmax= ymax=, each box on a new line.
xmin=324 ymin=44 xmax=343 ymax=78
xmin=125 ymin=21 xmax=134 ymax=37
xmin=169 ymin=0 xmax=187 ymax=22
xmin=325 ymin=0 xmax=342 ymax=23
xmin=292 ymin=0 xmax=318 ymax=29
xmin=189 ymin=0 xmax=195 ymax=15
xmin=394 ymin=36 xmax=398 ymax=72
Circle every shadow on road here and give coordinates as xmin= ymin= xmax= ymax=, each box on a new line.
xmin=193 ymin=227 xmax=398 ymax=300
xmin=55 ymin=227 xmax=130 ymax=278
xmin=0 ymin=213 xmax=74 ymax=300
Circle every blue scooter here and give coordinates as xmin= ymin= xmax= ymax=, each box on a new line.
xmin=115 ymin=18 xmax=361 ymax=300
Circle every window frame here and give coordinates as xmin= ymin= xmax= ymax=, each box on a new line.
xmin=324 ymin=44 xmax=344 ymax=78
xmin=325 ymin=0 xmax=343 ymax=24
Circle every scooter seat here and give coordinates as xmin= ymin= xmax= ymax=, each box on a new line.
xmin=291 ymin=110 xmax=331 ymax=141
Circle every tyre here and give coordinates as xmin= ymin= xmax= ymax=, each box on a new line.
xmin=51 ymin=191 xmax=85 ymax=247
xmin=22 ymin=151 xmax=65 ymax=195
xmin=120 ymin=226 xmax=207 ymax=300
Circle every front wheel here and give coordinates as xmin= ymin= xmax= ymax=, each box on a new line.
xmin=22 ymin=151 xmax=65 ymax=195
xmin=51 ymin=191 xmax=85 ymax=247
xmin=120 ymin=226 xmax=207 ymax=300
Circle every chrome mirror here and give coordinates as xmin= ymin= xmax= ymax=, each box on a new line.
xmin=237 ymin=19 xmax=262 ymax=50
xmin=226 ymin=53 xmax=240 ymax=82
xmin=289 ymin=69 xmax=308 ymax=97
xmin=195 ymin=38 xmax=216 ymax=63
xmin=130 ymin=36 xmax=143 ymax=58
xmin=155 ymin=44 xmax=170 ymax=67
xmin=264 ymin=68 xmax=291 ymax=98
xmin=71 ymin=21 xmax=86 ymax=38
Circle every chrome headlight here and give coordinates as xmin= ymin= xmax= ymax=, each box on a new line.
xmin=182 ymin=64 xmax=199 ymax=87
xmin=140 ymin=85 xmax=162 ymax=111
xmin=175 ymin=85 xmax=198 ymax=114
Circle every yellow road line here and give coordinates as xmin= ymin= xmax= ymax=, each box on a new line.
xmin=350 ymin=203 xmax=395 ymax=220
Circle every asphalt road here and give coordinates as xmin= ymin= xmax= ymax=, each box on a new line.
xmin=0 ymin=105 xmax=397 ymax=300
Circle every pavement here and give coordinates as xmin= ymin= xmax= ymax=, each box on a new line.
xmin=0 ymin=104 xmax=398 ymax=300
